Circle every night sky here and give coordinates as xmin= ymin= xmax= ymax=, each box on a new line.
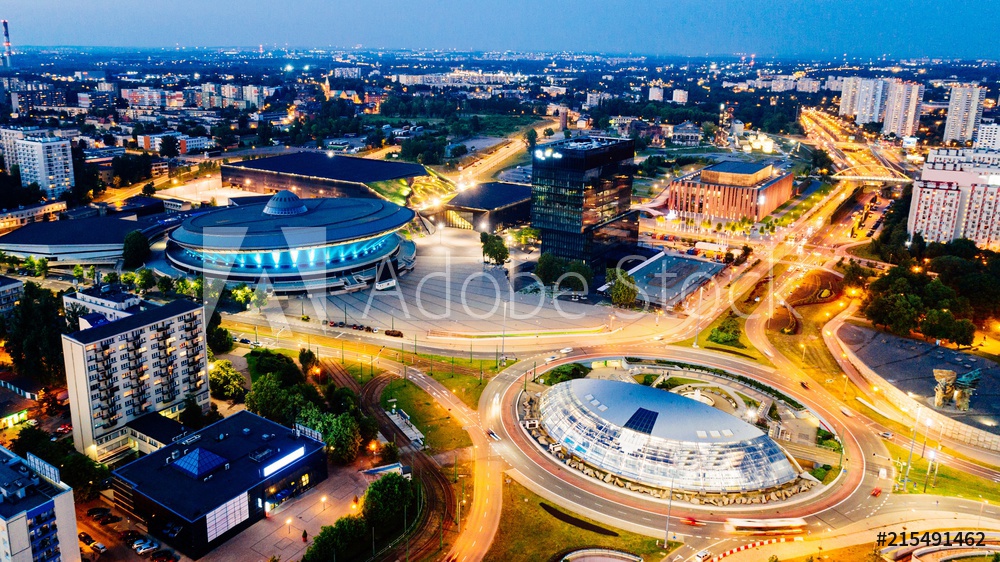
xmin=5 ymin=0 xmax=995 ymax=58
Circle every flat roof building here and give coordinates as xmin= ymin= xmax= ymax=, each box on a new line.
xmin=0 ymin=446 xmax=80 ymax=562
xmin=431 ymin=181 xmax=531 ymax=232
xmin=662 ymin=161 xmax=794 ymax=222
xmin=0 ymin=275 xmax=22 ymax=316
xmin=531 ymin=136 xmax=639 ymax=267
xmin=113 ymin=411 xmax=328 ymax=559
xmin=14 ymin=137 xmax=74 ymax=198
xmin=62 ymin=297 xmax=209 ymax=462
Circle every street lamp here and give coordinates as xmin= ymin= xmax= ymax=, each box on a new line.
xmin=321 ymin=496 xmax=327 ymax=512
xmin=923 ymin=451 xmax=935 ymax=493
xmin=286 ymin=517 xmax=292 ymax=534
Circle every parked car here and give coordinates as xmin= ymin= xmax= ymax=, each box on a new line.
xmin=695 ymin=551 xmax=712 ymax=562
xmin=385 ymin=329 xmax=404 ymax=338
xmin=87 ymin=507 xmax=110 ymax=518
xmin=150 ymin=550 xmax=176 ymax=562
xmin=119 ymin=530 xmax=144 ymax=543
xmin=91 ymin=543 xmax=107 ymax=554
xmin=238 ymin=338 xmax=251 ymax=344
xmin=78 ymin=532 xmax=95 ymax=546
xmin=136 ymin=543 xmax=160 ymax=556
xmin=99 ymin=514 xmax=122 ymax=526
xmin=56 ymin=424 xmax=72 ymax=434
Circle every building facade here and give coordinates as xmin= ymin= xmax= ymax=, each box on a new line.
xmin=975 ymin=122 xmax=1000 ymax=150
xmin=0 ymin=127 xmax=48 ymax=170
xmin=14 ymin=137 xmax=74 ymax=198
xmin=662 ymin=161 xmax=794 ymax=222
xmin=0 ymin=201 xmax=65 ymax=232
xmin=0 ymin=446 xmax=80 ymax=562
xmin=943 ymin=84 xmax=986 ymax=144
xmin=531 ymin=137 xmax=638 ymax=267
xmin=881 ymin=80 xmax=924 ymax=137
xmin=839 ymin=77 xmax=889 ymax=124
xmin=62 ymin=298 xmax=209 ymax=462
xmin=0 ymin=275 xmax=22 ymax=316
xmin=907 ymin=148 xmax=1000 ymax=249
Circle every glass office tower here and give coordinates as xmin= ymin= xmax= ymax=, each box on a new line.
xmin=531 ymin=137 xmax=638 ymax=268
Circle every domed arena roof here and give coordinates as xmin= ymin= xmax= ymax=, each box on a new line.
xmin=539 ymin=378 xmax=799 ymax=493
xmin=262 ymin=190 xmax=308 ymax=216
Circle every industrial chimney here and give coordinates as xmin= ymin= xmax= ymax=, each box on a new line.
xmin=3 ymin=20 xmax=13 ymax=69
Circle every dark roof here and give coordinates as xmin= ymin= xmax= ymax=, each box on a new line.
xmin=445 ymin=182 xmax=532 ymax=211
xmin=125 ymin=412 xmax=187 ymax=446
xmin=65 ymin=300 xmax=201 ymax=345
xmin=0 ymin=387 xmax=32 ymax=418
xmin=703 ymin=161 xmax=770 ymax=175
xmin=0 ymin=215 xmax=159 ymax=247
xmin=113 ymin=411 xmax=325 ymax=522
xmin=0 ymin=275 xmax=21 ymax=289
xmin=0 ymin=371 xmax=42 ymax=394
xmin=169 ymin=195 xmax=415 ymax=251
xmin=224 ymin=152 xmax=428 ymax=184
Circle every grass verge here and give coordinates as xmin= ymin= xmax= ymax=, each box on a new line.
xmin=883 ymin=441 xmax=1000 ymax=504
xmin=379 ymin=378 xmax=472 ymax=453
xmin=483 ymin=480 xmax=676 ymax=562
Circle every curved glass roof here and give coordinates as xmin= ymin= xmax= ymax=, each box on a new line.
xmin=539 ymin=379 xmax=799 ymax=493
xmin=262 ymin=190 xmax=308 ymax=216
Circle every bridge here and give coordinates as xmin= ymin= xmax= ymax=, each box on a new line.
xmin=829 ymin=164 xmax=913 ymax=184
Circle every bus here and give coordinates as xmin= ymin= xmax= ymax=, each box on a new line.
xmin=724 ymin=518 xmax=808 ymax=535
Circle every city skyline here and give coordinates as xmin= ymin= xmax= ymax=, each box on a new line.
xmin=5 ymin=0 xmax=1000 ymax=59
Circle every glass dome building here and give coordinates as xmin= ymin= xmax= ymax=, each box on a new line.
xmin=539 ymin=379 xmax=799 ymax=493
xmin=167 ymin=191 xmax=416 ymax=295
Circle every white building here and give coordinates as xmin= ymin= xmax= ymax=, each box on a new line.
xmin=672 ymin=89 xmax=688 ymax=104
xmin=908 ymin=148 xmax=1000 ymax=249
xmin=648 ymin=87 xmax=663 ymax=102
xmin=0 ymin=446 xmax=81 ymax=562
xmin=882 ymin=80 xmax=924 ymax=138
xmin=838 ymin=77 xmax=889 ymax=124
xmin=974 ymin=122 xmax=1000 ymax=150
xmin=796 ymin=78 xmax=821 ymax=93
xmin=14 ymin=137 xmax=74 ymax=198
xmin=62 ymin=292 xmax=209 ymax=462
xmin=333 ymin=67 xmax=361 ymax=79
xmin=943 ymin=84 xmax=986 ymax=144
xmin=0 ymin=126 xmax=48 ymax=169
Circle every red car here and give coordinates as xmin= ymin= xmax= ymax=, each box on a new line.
xmin=870 ymin=488 xmax=882 ymax=498
xmin=682 ymin=517 xmax=703 ymax=526
xmin=56 ymin=424 xmax=72 ymax=434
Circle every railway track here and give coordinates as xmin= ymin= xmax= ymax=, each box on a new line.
xmin=332 ymin=366 xmax=456 ymax=562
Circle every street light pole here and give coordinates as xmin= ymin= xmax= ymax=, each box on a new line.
xmin=664 ymin=475 xmax=675 ymax=547
xmin=501 ymin=301 xmax=507 ymax=360
xmin=903 ymin=407 xmax=921 ymax=490
xmin=923 ymin=451 xmax=935 ymax=493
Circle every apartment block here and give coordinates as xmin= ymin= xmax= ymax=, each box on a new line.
xmin=14 ymin=137 xmax=74 ymax=198
xmin=943 ymin=84 xmax=986 ymax=144
xmin=881 ymin=80 xmax=924 ymax=137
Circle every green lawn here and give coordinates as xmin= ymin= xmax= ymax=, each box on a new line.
xmin=483 ymin=480 xmax=676 ymax=562
xmin=845 ymin=241 xmax=884 ymax=262
xmin=784 ymin=543 xmax=881 ymax=562
xmin=673 ymin=311 xmax=773 ymax=366
xmin=379 ymin=378 xmax=472 ymax=453
xmin=883 ymin=440 xmax=1000 ymax=504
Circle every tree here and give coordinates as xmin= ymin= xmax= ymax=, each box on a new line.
xmin=534 ymin=252 xmax=562 ymax=285
xmin=480 ymin=233 xmax=509 ymax=265
xmin=207 ymin=324 xmax=234 ymax=354
xmin=810 ymin=148 xmax=834 ymax=174
xmin=158 ymin=135 xmax=180 ymax=158
xmin=6 ymin=282 xmax=65 ymax=383
xmin=363 ymin=472 xmax=413 ymax=530
xmin=708 ymin=314 xmax=743 ymax=346
xmin=34 ymin=257 xmax=48 ymax=279
xmin=380 ymin=441 xmax=400 ymax=464
xmin=250 ymin=289 xmax=269 ymax=313
xmin=607 ymin=268 xmax=639 ymax=308
xmin=524 ymin=128 xmax=538 ymax=151
xmin=122 ymin=230 xmax=150 ymax=268
xmin=209 ymin=360 xmax=246 ymax=401
xmin=231 ymin=284 xmax=253 ymax=306
xmin=329 ymin=412 xmax=362 ymax=463
xmin=135 ymin=268 xmax=157 ymax=292
xmin=157 ymin=275 xmax=175 ymax=294
xmin=72 ymin=264 xmax=84 ymax=281
xmin=564 ymin=260 xmax=594 ymax=292
xmin=178 ymin=395 xmax=210 ymax=429
xmin=245 ymin=372 xmax=310 ymax=425
xmin=141 ymin=181 xmax=156 ymax=196
xmin=87 ymin=265 xmax=97 ymax=283
xmin=301 ymin=516 xmax=367 ymax=562
xmin=299 ymin=348 xmax=318 ymax=375
xmin=950 ymin=318 xmax=976 ymax=348
xmin=919 ymin=309 xmax=955 ymax=342
xmin=543 ymin=127 xmax=555 ymax=137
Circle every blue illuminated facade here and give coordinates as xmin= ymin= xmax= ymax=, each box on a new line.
xmin=166 ymin=191 xmax=416 ymax=295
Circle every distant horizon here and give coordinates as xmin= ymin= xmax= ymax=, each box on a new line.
xmin=4 ymin=0 xmax=998 ymax=60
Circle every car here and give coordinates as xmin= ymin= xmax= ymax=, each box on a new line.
xmin=238 ymin=338 xmax=251 ymax=344
xmin=91 ymin=543 xmax=107 ymax=554
xmin=131 ymin=538 xmax=153 ymax=549
xmin=87 ymin=506 xmax=110 ymax=517
xmin=250 ymin=341 xmax=262 ymax=348
xmin=24 ymin=419 xmax=37 ymax=427
xmin=544 ymin=355 xmax=557 ymax=363
xmin=385 ymin=329 xmax=404 ymax=338
xmin=682 ymin=517 xmax=702 ymax=526
xmin=879 ymin=431 xmax=894 ymax=440
xmin=136 ymin=543 xmax=160 ymax=555
xmin=652 ymin=335 xmax=663 ymax=341
xmin=56 ymin=424 xmax=72 ymax=434
xmin=799 ymin=381 xmax=810 ymax=390
xmin=871 ymin=487 xmax=883 ymax=498
xmin=119 ymin=530 xmax=144 ymax=542
xmin=695 ymin=551 xmax=712 ymax=562
xmin=487 ymin=429 xmax=501 ymax=441
xmin=99 ymin=514 xmax=122 ymax=525
xmin=78 ymin=532 xmax=95 ymax=545
xmin=372 ymin=327 xmax=379 ymax=333
xmin=559 ymin=347 xmax=574 ymax=354
xmin=150 ymin=550 xmax=176 ymax=562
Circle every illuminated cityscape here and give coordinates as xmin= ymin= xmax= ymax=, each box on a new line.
xmin=0 ymin=3 xmax=996 ymax=562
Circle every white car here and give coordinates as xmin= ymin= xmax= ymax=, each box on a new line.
xmin=695 ymin=551 xmax=712 ymax=562
xmin=559 ymin=347 xmax=574 ymax=354
xmin=544 ymin=356 xmax=558 ymax=363
xmin=136 ymin=542 xmax=159 ymax=555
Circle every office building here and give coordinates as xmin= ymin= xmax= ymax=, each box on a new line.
xmin=14 ymin=137 xmax=74 ymax=198
xmin=0 ymin=275 xmax=22 ymax=316
xmin=62 ymin=290 xmax=209 ymax=462
xmin=908 ymin=148 xmax=1000 ymax=250
xmin=672 ymin=89 xmax=688 ymax=104
xmin=429 ymin=181 xmax=532 ymax=232
xmin=663 ymin=161 xmax=794 ymax=223
xmin=113 ymin=411 xmax=328 ymax=560
xmin=0 ymin=446 xmax=81 ymax=562
xmin=944 ymin=84 xmax=987 ymax=144
xmin=881 ymin=80 xmax=925 ymax=138
xmin=975 ymin=122 xmax=1000 ymax=150
xmin=648 ymin=87 xmax=663 ymax=102
xmin=531 ymin=136 xmax=638 ymax=267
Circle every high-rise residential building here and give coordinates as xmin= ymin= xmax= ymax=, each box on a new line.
xmin=0 ymin=445 xmax=81 ymax=562
xmin=838 ymin=77 xmax=861 ymax=116
xmin=14 ymin=137 xmax=74 ymax=197
xmin=974 ymin=122 xmax=1000 ymax=150
xmin=672 ymin=89 xmax=688 ymax=104
xmin=838 ymin=77 xmax=890 ymax=124
xmin=908 ymin=148 xmax=1000 ymax=250
xmin=648 ymin=87 xmax=663 ymax=102
xmin=944 ymin=84 xmax=987 ymax=144
xmin=531 ymin=137 xmax=638 ymax=267
xmin=0 ymin=126 xmax=47 ymax=169
xmin=61 ymin=286 xmax=209 ymax=462
xmin=881 ymin=80 xmax=924 ymax=137
xmin=9 ymin=90 xmax=67 ymax=113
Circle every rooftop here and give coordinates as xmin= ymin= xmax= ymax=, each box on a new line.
xmin=703 ymin=161 xmax=770 ymax=175
xmin=0 ymin=214 xmax=162 ymax=248
xmin=0 ymin=275 xmax=21 ymax=289
xmin=0 ymin=387 xmax=32 ymax=418
xmin=0 ymin=446 xmax=70 ymax=521
xmin=125 ymin=412 xmax=188 ymax=446
xmin=445 ymin=182 xmax=531 ymax=211
xmin=114 ymin=411 xmax=325 ymax=522
xmin=64 ymin=300 xmax=201 ymax=346
xmin=224 ymin=152 xmax=428 ymax=184
xmin=561 ymin=379 xmax=765 ymax=443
